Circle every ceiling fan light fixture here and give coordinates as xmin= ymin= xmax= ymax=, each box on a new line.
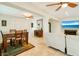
xmin=62 ymin=3 xmax=68 ymax=8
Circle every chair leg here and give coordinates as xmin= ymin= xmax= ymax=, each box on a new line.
xmin=0 ymin=49 xmax=2 ymax=56
xmin=4 ymin=48 xmax=7 ymax=52
xmin=19 ymin=39 xmax=23 ymax=46
xmin=15 ymin=40 xmax=20 ymax=48
xmin=10 ymin=39 xmax=13 ymax=46
xmin=12 ymin=40 xmax=17 ymax=48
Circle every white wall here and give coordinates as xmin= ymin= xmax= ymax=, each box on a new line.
xmin=37 ymin=19 xmax=43 ymax=30
xmin=45 ymin=18 xmax=65 ymax=52
xmin=43 ymin=17 xmax=49 ymax=36
xmin=51 ymin=19 xmax=63 ymax=34
xmin=0 ymin=14 xmax=31 ymax=33
xmin=77 ymin=30 xmax=79 ymax=35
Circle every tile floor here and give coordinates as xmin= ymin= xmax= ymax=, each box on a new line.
xmin=17 ymin=36 xmax=65 ymax=56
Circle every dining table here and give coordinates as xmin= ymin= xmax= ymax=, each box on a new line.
xmin=2 ymin=30 xmax=28 ymax=52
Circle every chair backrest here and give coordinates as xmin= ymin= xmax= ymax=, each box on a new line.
xmin=24 ymin=30 xmax=27 ymax=32
xmin=0 ymin=31 xmax=3 ymax=55
xmin=22 ymin=30 xmax=27 ymax=38
xmin=10 ymin=29 xmax=16 ymax=33
xmin=0 ymin=31 xmax=3 ymax=45
xmin=15 ymin=30 xmax=23 ymax=39
xmin=10 ymin=29 xmax=16 ymax=37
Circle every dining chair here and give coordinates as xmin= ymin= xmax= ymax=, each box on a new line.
xmin=0 ymin=31 xmax=3 ymax=55
xmin=10 ymin=29 xmax=16 ymax=47
xmin=0 ymin=31 xmax=3 ymax=47
xmin=0 ymin=31 xmax=8 ymax=52
xmin=22 ymin=30 xmax=28 ymax=44
xmin=15 ymin=30 xmax=23 ymax=48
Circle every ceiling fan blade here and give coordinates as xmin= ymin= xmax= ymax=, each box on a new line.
xmin=56 ymin=5 xmax=62 ymax=11
xmin=68 ymin=3 xmax=77 ymax=8
xmin=46 ymin=2 xmax=68 ymax=6
xmin=46 ymin=3 xmax=61 ymax=6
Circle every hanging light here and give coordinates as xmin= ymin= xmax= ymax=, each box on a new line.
xmin=24 ymin=12 xmax=33 ymax=19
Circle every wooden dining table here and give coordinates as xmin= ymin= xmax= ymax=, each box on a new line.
xmin=2 ymin=31 xmax=28 ymax=52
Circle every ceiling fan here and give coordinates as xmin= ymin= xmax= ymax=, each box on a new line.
xmin=46 ymin=2 xmax=78 ymax=11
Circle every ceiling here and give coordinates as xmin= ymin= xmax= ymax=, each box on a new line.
xmin=0 ymin=2 xmax=79 ymax=20
xmin=30 ymin=2 xmax=79 ymax=19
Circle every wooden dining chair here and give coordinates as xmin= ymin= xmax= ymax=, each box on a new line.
xmin=0 ymin=31 xmax=8 ymax=52
xmin=22 ymin=30 xmax=28 ymax=44
xmin=10 ymin=29 xmax=16 ymax=47
xmin=0 ymin=31 xmax=3 ymax=55
xmin=15 ymin=30 xmax=23 ymax=48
